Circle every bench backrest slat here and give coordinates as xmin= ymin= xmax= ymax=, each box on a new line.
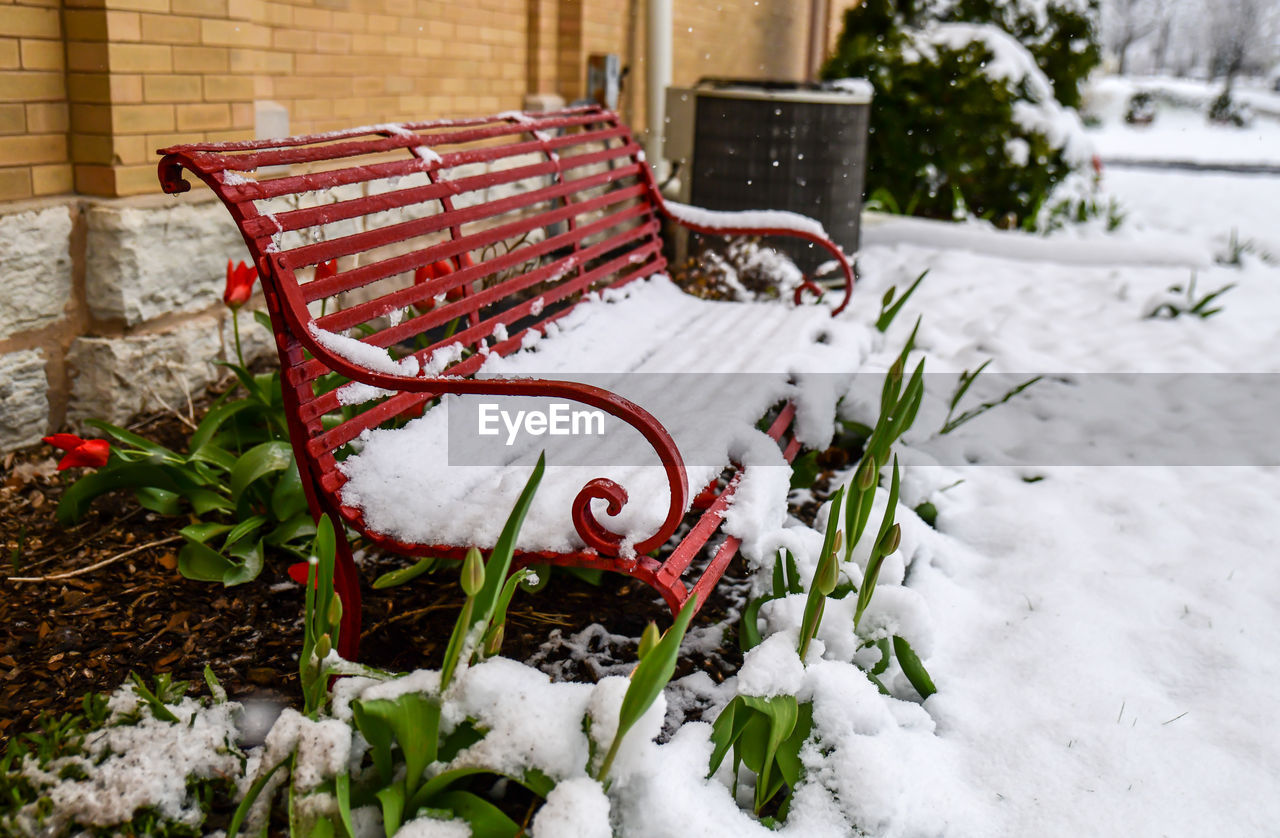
xmin=312 ymin=196 xmax=652 ymax=335
xmin=298 ymin=179 xmax=648 ymax=306
xmin=246 ymin=132 xmax=637 ymax=238
xmin=288 ymin=159 xmax=644 ymax=300
xmin=203 ymin=111 xmax=610 ymax=173
xmin=159 ymin=105 xmax=666 ymax=471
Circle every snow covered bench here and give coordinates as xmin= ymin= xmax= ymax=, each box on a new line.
xmin=156 ymin=105 xmax=857 ymax=657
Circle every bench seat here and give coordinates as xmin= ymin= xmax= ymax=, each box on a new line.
xmin=338 ymin=274 xmax=869 ymax=556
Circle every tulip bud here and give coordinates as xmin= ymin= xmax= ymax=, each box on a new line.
xmin=857 ymin=457 xmax=877 ymax=491
xmin=483 ymin=623 xmax=505 ymax=657
xmin=816 ymin=556 xmax=839 ymax=596
xmin=327 ymin=593 xmax=343 ymax=628
xmin=878 ymin=523 xmax=901 ymax=556
xmin=882 ymin=286 xmax=895 ymax=308
xmin=831 ymin=531 xmax=844 ymax=560
xmin=637 ymin=622 xmax=660 ymax=660
xmin=316 ymin=633 xmax=332 ymax=661
xmin=888 ymin=357 xmax=903 ymax=385
xmin=461 ymin=547 xmax=485 ymax=597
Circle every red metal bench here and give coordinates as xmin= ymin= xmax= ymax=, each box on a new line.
xmin=156 ymin=105 xmax=854 ymax=658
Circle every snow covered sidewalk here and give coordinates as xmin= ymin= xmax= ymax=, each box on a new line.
xmin=1085 ymin=75 xmax=1280 ymax=169
xmin=15 ymin=163 xmax=1280 ymax=838
xmin=806 ymin=169 xmax=1280 ymax=834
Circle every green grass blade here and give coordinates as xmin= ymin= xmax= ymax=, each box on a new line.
xmin=472 ymin=453 xmax=546 ymax=632
xmin=84 ymin=419 xmax=179 ymax=458
xmin=375 ymin=783 xmax=405 ymax=837
xmin=190 ymin=400 xmax=254 ymax=452
xmin=893 ymin=635 xmax=937 ymax=699
xmin=226 ymin=760 xmax=285 ymax=838
xmin=373 ymin=556 xmax=440 ymax=589
xmin=599 ymin=594 xmax=698 ymax=782
xmin=432 ymin=790 xmax=519 ymax=838
xmin=875 ymin=270 xmax=927 ymax=333
xmin=334 ymin=772 xmax=355 ymax=838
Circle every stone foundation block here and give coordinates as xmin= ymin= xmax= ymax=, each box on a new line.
xmin=0 ymin=205 xmax=72 ymax=339
xmin=85 ymin=199 xmax=246 ymax=326
xmin=66 ymin=315 xmax=228 ymax=427
xmin=0 ymin=350 xmax=50 ymax=451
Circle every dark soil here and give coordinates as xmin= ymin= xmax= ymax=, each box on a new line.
xmin=0 ymin=395 xmax=753 ymax=745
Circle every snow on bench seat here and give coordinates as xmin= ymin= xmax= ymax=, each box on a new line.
xmin=338 ymin=276 xmax=870 ymax=558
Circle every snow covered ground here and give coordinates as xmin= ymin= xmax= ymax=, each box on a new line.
xmin=838 ymin=199 xmax=1280 ymax=834
xmin=1085 ymin=75 xmax=1280 ymax=167
xmin=1103 ymin=167 xmax=1280 ymax=258
xmin=16 ymin=114 xmax=1280 ymax=837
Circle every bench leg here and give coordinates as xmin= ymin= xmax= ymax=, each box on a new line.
xmin=334 ymin=531 xmax=363 ymax=660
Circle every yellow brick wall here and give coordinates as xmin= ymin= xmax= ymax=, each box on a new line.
xmin=61 ymin=0 xmax=259 ymax=197
xmin=582 ymin=0 xmax=852 ymax=133
xmin=59 ymin=0 xmax=531 ymax=196
xmin=673 ymin=0 xmax=811 ymax=89
xmin=246 ymin=0 xmax=528 ymax=136
xmin=0 ymin=0 xmax=73 ymax=201
xmin=1 ymin=0 xmax=857 ymax=200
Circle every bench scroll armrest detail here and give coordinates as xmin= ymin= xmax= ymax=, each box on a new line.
xmin=295 ymin=320 xmax=690 ymax=559
xmin=656 ymin=197 xmax=855 ymax=316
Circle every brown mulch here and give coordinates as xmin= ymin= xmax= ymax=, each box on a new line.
xmin=0 ymin=401 xmax=753 ymax=746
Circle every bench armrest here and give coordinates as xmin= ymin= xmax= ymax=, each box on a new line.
xmin=294 ymin=321 xmax=689 ymax=559
xmin=655 ymin=197 xmax=855 ymax=316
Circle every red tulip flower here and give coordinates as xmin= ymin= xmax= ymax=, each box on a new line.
xmin=224 ymin=259 xmax=258 ymax=309
xmin=315 ymin=259 xmax=338 ymax=282
xmin=287 ymin=560 xmax=322 ymax=589
xmin=43 ymin=434 xmax=110 ymax=471
xmin=412 ymin=263 xmax=437 ymax=286
xmin=413 ymin=253 xmax=473 ymax=301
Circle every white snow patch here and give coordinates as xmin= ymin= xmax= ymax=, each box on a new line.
xmin=530 ymin=778 xmax=612 ymax=838
xmin=663 ymin=200 xmax=828 ymax=239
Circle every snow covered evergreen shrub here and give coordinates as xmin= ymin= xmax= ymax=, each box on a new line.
xmin=930 ymin=0 xmax=1101 ymax=108
xmin=1124 ymin=90 xmax=1156 ymax=124
xmin=834 ymin=0 xmax=1101 ymax=107
xmin=824 ymin=9 xmax=1095 ymax=224
xmin=1207 ymin=88 xmax=1253 ymax=127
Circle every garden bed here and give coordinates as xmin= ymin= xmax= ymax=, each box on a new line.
xmin=0 ymin=392 xmax=755 ymax=748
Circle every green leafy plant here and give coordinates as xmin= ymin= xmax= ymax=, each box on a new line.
xmin=1124 ymin=91 xmax=1156 ymax=125
xmin=232 ymin=455 xmax=565 ymax=838
xmin=708 ymin=694 xmax=813 ymax=822
xmin=1217 ymin=229 xmax=1273 ymax=267
xmin=1033 ymin=192 xmax=1125 ymax=234
xmin=940 ymin=361 xmax=1043 ymax=435
xmin=1146 ymin=274 xmax=1236 ymax=320
xmin=594 ymin=595 xmax=698 ymax=784
xmin=738 ymin=549 xmax=803 ymax=653
xmin=52 ymin=304 xmax=316 ymax=586
xmin=1208 ymin=88 xmax=1252 ymax=128
xmin=864 ymin=186 xmax=920 ymax=217
xmin=936 ymin=0 xmax=1100 ymax=109
xmin=798 ymin=486 xmax=844 ymax=661
xmin=875 ymin=271 xmax=928 ymax=333
xmin=1 ymin=676 xmax=237 ymax=836
xmin=18 ymin=453 xmax=664 ymax=838
xmin=787 ymin=449 xmax=821 ymax=491
xmin=721 ymin=327 xmax=935 ymax=822
xmin=842 ymin=321 xmax=922 ymax=563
